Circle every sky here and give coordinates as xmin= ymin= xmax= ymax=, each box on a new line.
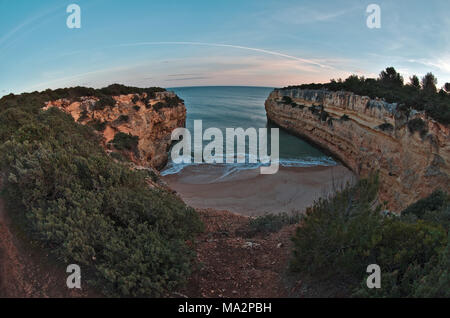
xmin=1 ymin=0 xmax=449 ymax=96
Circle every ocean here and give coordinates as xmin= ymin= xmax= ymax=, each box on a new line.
xmin=161 ymin=86 xmax=336 ymax=177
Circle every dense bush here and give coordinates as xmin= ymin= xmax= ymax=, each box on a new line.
xmin=115 ymin=115 xmax=129 ymax=123
xmin=88 ymin=119 xmax=107 ymax=132
xmin=98 ymin=84 xmax=165 ymax=97
xmin=327 ymin=117 xmax=333 ymax=127
xmin=445 ymin=83 xmax=450 ymax=93
xmin=407 ymin=118 xmax=428 ymax=137
xmin=164 ymin=96 xmax=184 ymax=108
xmin=283 ymin=67 xmax=450 ymax=125
xmin=309 ymin=105 xmax=322 ymax=115
xmin=290 ymin=175 xmax=449 ymax=297
xmin=281 ymin=96 xmax=293 ymax=104
xmin=401 ymin=190 xmax=450 ymax=229
xmin=94 ymin=95 xmax=116 ymax=110
xmin=132 ymin=95 xmax=140 ymax=104
xmin=246 ymin=212 xmax=303 ymax=237
xmin=110 ymin=151 xmax=126 ymax=162
xmin=0 ymin=84 xmax=167 ymax=115
xmin=0 ymin=92 xmax=203 ymax=297
xmin=153 ymin=102 xmax=166 ymax=111
xmin=149 ymin=96 xmax=184 ymax=111
xmin=319 ymin=110 xmax=329 ymax=122
xmin=377 ymin=123 xmax=394 ymax=132
xmin=292 ymin=103 xmax=305 ymax=110
xmin=111 ymin=132 xmax=138 ymax=152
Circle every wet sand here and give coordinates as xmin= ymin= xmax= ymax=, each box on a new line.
xmin=163 ymin=164 xmax=356 ymax=216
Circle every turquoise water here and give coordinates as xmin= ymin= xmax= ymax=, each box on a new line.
xmin=161 ymin=86 xmax=335 ymax=175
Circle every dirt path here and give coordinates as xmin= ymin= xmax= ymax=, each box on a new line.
xmin=180 ymin=209 xmax=303 ymax=298
xmin=0 ymin=197 xmax=92 ymax=297
xmin=0 ymin=198 xmax=31 ymax=297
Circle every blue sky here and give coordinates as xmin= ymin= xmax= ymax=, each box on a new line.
xmin=1 ymin=0 xmax=449 ymax=96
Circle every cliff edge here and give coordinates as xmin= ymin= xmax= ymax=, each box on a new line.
xmin=265 ymin=88 xmax=449 ymax=212
xmin=43 ymin=90 xmax=185 ymax=170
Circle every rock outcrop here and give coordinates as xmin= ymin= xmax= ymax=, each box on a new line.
xmin=265 ymin=89 xmax=449 ymax=212
xmin=44 ymin=91 xmax=185 ymax=170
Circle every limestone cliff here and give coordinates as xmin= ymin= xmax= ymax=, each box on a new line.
xmin=43 ymin=91 xmax=185 ymax=170
xmin=265 ymin=89 xmax=449 ymax=212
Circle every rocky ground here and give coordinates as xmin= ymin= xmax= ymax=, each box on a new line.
xmin=179 ymin=209 xmax=300 ymax=298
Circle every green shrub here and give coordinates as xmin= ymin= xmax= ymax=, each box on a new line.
xmin=319 ymin=110 xmax=329 ymax=122
xmin=78 ymin=109 xmax=89 ymax=122
xmin=377 ymin=123 xmax=394 ymax=132
xmin=115 ymin=115 xmax=129 ymax=123
xmin=0 ymin=85 xmax=166 ymax=115
xmin=407 ymin=118 xmax=428 ymax=137
xmin=111 ymin=132 xmax=138 ymax=152
xmin=340 ymin=114 xmax=350 ymax=121
xmin=89 ymin=119 xmax=107 ymax=132
xmin=246 ymin=212 xmax=303 ymax=237
xmin=291 ymin=175 xmax=381 ymax=280
xmin=401 ymin=190 xmax=450 ymax=229
xmin=309 ymin=105 xmax=322 ymax=115
xmin=132 ymin=95 xmax=140 ymax=104
xmin=326 ymin=118 xmax=334 ymax=127
xmin=143 ymin=92 xmax=157 ymax=105
xmin=290 ymin=175 xmax=449 ymax=297
xmin=153 ymin=102 xmax=166 ymax=111
xmin=411 ymin=237 xmax=450 ymax=297
xmin=0 ymin=108 xmax=34 ymax=141
xmin=0 ymin=106 xmax=202 ymax=297
xmin=293 ymin=104 xmax=305 ymax=110
xmin=94 ymin=95 xmax=116 ymax=110
xmin=281 ymin=96 xmax=293 ymax=104
xmin=164 ymin=96 xmax=183 ymax=108
xmin=110 ymin=151 xmax=125 ymax=162
xmin=98 ymin=84 xmax=165 ymax=97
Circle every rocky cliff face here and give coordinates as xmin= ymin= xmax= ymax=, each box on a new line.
xmin=44 ymin=91 xmax=185 ymax=170
xmin=265 ymin=89 xmax=449 ymax=212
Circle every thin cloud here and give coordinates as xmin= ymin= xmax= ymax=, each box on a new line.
xmin=167 ymin=73 xmax=201 ymax=77
xmin=165 ymin=76 xmax=211 ymax=82
xmin=257 ymin=4 xmax=358 ymax=26
xmin=408 ymin=57 xmax=450 ymax=74
xmin=118 ymin=41 xmax=332 ymax=69
xmin=0 ymin=4 xmax=64 ymax=50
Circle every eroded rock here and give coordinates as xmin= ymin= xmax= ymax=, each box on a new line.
xmin=265 ymin=89 xmax=450 ymax=212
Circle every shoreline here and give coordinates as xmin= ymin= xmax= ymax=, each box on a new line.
xmin=163 ymin=164 xmax=355 ymax=216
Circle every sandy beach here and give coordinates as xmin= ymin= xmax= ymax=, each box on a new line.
xmin=163 ymin=164 xmax=355 ymax=216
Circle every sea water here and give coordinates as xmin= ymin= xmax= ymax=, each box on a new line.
xmin=161 ymin=86 xmax=335 ymax=177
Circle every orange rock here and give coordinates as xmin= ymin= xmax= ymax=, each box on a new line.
xmin=265 ymin=89 xmax=449 ymax=212
xmin=43 ymin=91 xmax=186 ymax=170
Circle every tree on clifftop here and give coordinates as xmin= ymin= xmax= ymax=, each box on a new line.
xmin=409 ymin=75 xmax=421 ymax=89
xmin=444 ymin=82 xmax=450 ymax=93
xmin=379 ymin=67 xmax=404 ymax=88
xmin=421 ymin=72 xmax=438 ymax=94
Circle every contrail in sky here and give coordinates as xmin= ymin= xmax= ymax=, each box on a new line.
xmin=118 ymin=41 xmax=331 ymax=69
